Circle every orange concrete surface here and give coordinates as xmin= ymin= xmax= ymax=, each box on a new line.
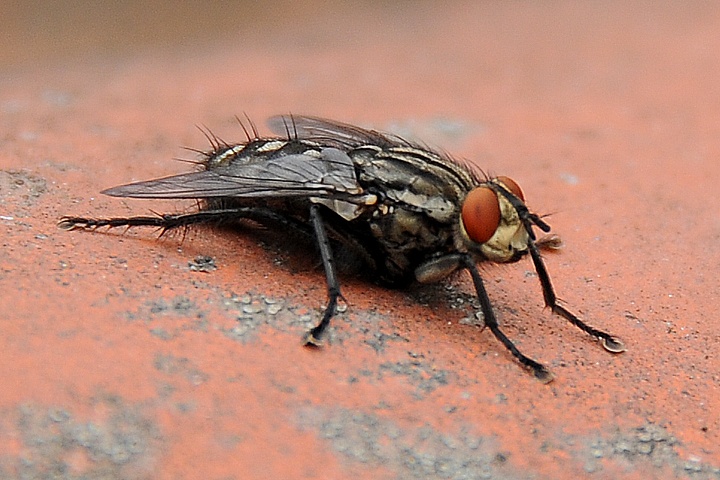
xmin=1 ymin=2 xmax=719 ymax=479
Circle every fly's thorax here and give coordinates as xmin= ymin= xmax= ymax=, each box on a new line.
xmin=351 ymin=146 xmax=465 ymax=224
xmin=459 ymin=176 xmax=530 ymax=263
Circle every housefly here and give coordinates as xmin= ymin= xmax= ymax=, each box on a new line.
xmin=59 ymin=115 xmax=625 ymax=382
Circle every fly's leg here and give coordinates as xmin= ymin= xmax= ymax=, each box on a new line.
xmin=59 ymin=208 xmax=312 ymax=235
xmin=60 ymin=209 xmax=250 ymax=232
xmin=462 ymin=256 xmax=554 ymax=383
xmin=526 ymin=239 xmax=626 ymax=353
xmin=304 ymin=204 xmax=344 ymax=347
xmin=493 ymin=185 xmax=626 ymax=354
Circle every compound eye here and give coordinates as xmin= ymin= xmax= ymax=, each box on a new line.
xmin=461 ymin=186 xmax=500 ymax=244
xmin=496 ymin=176 xmax=524 ymax=201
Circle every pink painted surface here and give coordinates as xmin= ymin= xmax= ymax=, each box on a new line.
xmin=1 ymin=2 xmax=718 ymax=479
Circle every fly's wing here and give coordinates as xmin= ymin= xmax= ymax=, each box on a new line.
xmin=102 ymin=147 xmax=363 ymax=199
xmin=267 ymin=115 xmax=410 ymax=150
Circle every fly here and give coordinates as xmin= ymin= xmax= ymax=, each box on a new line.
xmin=59 ymin=115 xmax=625 ymax=382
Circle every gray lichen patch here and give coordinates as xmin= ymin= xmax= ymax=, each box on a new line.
xmin=582 ymin=423 xmax=720 ymax=478
xmin=296 ymin=406 xmax=515 ymax=480
xmin=0 ymin=398 xmax=160 ymax=480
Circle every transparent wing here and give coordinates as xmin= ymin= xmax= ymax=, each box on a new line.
xmin=102 ymin=148 xmax=362 ymax=199
xmin=267 ymin=115 xmax=409 ymax=149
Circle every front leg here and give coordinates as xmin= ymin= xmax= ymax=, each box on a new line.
xmin=494 ymin=185 xmax=626 ymax=354
xmin=526 ymin=238 xmax=625 ymax=353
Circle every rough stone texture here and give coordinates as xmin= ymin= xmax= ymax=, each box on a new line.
xmin=1 ymin=2 xmax=719 ymax=479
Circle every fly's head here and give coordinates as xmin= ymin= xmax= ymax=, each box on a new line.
xmin=460 ymin=176 xmax=534 ymax=263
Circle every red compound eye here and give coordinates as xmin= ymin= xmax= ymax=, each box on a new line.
xmin=496 ymin=176 xmax=524 ymax=201
xmin=461 ymin=186 xmax=500 ymax=244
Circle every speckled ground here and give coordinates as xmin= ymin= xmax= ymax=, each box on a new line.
xmin=1 ymin=2 xmax=719 ymax=479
